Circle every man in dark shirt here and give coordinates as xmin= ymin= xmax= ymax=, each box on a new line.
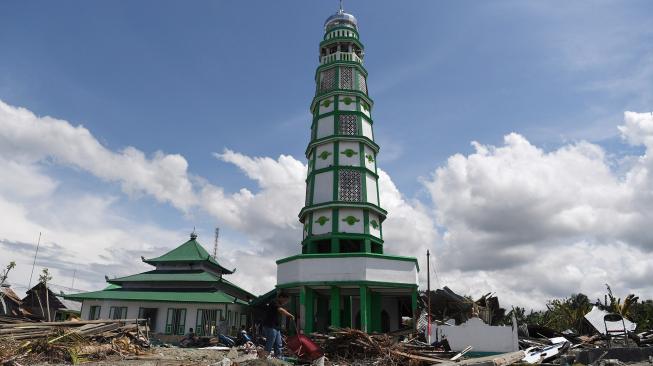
xmin=262 ymin=291 xmax=294 ymax=358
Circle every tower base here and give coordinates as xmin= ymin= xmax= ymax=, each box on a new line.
xmin=276 ymin=253 xmax=419 ymax=333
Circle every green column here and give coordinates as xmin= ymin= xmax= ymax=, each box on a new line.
xmin=359 ymin=285 xmax=370 ymax=332
xmin=330 ymin=286 xmax=341 ymax=328
xmin=371 ymin=291 xmax=381 ymax=332
xmin=343 ymin=295 xmax=351 ymax=327
xmin=301 ymin=287 xmax=315 ymax=334
xmin=411 ymin=288 xmax=418 ymax=330
xmin=330 ymin=238 xmax=340 ymax=253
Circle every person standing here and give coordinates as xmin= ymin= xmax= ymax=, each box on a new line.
xmin=262 ymin=291 xmax=294 ymax=358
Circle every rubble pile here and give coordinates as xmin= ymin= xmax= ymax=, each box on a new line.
xmin=312 ymin=328 xmax=450 ymax=365
xmin=0 ymin=319 xmax=150 ymax=365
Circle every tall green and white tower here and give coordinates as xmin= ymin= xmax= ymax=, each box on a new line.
xmin=276 ymin=6 xmax=419 ymax=334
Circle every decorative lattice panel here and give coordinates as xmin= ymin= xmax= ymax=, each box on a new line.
xmin=358 ymin=73 xmax=367 ymax=94
xmin=340 ymin=67 xmax=353 ymax=89
xmin=320 ymin=68 xmax=335 ymax=92
xmin=339 ymin=115 xmax=358 ymax=135
xmin=339 ymin=169 xmax=362 ymax=202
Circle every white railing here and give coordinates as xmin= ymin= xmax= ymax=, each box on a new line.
xmin=320 ymin=51 xmax=363 ymax=65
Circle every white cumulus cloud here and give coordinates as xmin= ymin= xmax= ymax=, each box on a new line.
xmin=424 ymin=111 xmax=653 ymax=307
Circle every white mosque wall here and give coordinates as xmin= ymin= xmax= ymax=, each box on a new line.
xmin=316 ymin=116 xmax=334 ymax=139
xmin=318 ymin=97 xmax=334 ymax=114
xmin=338 ymin=141 xmax=360 ymax=166
xmin=338 ymin=208 xmax=364 ymax=234
xmin=314 ymin=143 xmax=334 ymax=169
xmin=366 ymin=174 xmax=378 ymax=205
xmin=362 ymin=120 xmax=373 ymax=140
xmin=312 ymin=209 xmax=332 ymax=235
xmin=277 ymin=256 xmax=418 ymax=285
xmin=363 ymin=145 xmax=375 ymax=171
xmin=368 ymin=212 xmax=381 ymax=238
xmin=313 ymin=171 xmax=333 ymax=204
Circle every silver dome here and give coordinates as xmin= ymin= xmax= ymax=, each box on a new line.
xmin=324 ymin=9 xmax=358 ymax=30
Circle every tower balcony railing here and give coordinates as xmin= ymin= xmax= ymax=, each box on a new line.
xmin=320 ymin=51 xmax=363 ymax=65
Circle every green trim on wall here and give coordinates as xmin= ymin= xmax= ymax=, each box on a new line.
xmin=310 ymin=89 xmax=373 ymax=113
xmin=277 ymin=280 xmax=418 ymax=290
xmin=322 ymin=25 xmax=361 ymax=41
xmin=305 ymin=164 xmax=378 ymax=183
xmin=363 ymin=210 xmax=370 ymax=235
xmin=312 ymin=102 xmax=374 ymax=126
xmin=320 ymin=36 xmax=364 ymax=50
xmin=306 ymin=135 xmax=378 ymax=158
xmin=332 ymin=206 xmax=339 ymax=238
xmin=299 ymin=201 xmax=387 ymax=222
xmin=276 ymin=252 xmax=419 ymax=270
xmin=301 ymin=232 xmax=384 ymax=250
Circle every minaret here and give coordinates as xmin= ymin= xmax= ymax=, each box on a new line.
xmin=276 ymin=6 xmax=419 ymax=334
xmin=301 ymin=3 xmax=382 ymax=255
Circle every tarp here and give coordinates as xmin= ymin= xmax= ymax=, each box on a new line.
xmin=584 ymin=306 xmax=636 ymax=335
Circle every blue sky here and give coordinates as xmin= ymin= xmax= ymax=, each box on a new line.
xmin=1 ymin=1 xmax=652 ymax=308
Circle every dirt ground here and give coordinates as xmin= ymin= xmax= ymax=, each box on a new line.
xmin=32 ymin=347 xmax=291 ymax=366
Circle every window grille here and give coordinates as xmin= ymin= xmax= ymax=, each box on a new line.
xmin=165 ymin=308 xmax=187 ymax=335
xmin=89 ymin=306 xmax=101 ymax=320
xmin=358 ymin=73 xmax=367 ymax=94
xmin=339 ymin=115 xmax=358 ymax=135
xmin=339 ymin=169 xmax=362 ymax=202
xmin=340 ymin=67 xmax=353 ymax=89
xmin=320 ymin=68 xmax=335 ymax=91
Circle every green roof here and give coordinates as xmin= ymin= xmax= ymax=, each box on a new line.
xmin=107 ymin=270 xmax=220 ymax=284
xmin=63 ymin=289 xmax=249 ymax=305
xmin=144 ymin=238 xmax=234 ymax=274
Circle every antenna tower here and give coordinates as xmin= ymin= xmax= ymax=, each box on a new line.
xmin=213 ymin=227 xmax=220 ymax=259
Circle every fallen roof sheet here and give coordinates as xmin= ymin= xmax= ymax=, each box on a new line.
xmin=584 ymin=306 xmax=636 ymax=335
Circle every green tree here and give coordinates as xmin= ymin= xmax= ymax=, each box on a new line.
xmin=598 ymin=284 xmax=638 ymax=319
xmin=0 ymin=261 xmax=17 ymax=315
xmin=38 ymin=268 xmax=53 ymax=321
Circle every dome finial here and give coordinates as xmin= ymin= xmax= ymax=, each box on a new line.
xmin=339 ymin=0 xmax=344 ymax=13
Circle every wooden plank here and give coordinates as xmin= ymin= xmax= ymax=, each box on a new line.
xmin=0 ymin=318 xmax=140 ymax=328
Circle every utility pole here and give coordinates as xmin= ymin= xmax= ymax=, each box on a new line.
xmin=427 ymin=249 xmax=431 ymax=343
xmin=28 ymin=232 xmax=42 ymax=289
xmin=71 ymin=269 xmax=77 ymax=290
xmin=213 ymin=228 xmax=220 ymax=259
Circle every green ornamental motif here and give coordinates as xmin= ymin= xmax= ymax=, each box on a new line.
xmin=321 ymin=99 xmax=332 ymax=108
xmin=370 ymin=220 xmax=379 ymax=229
xmin=366 ymin=154 xmax=375 ymax=163
xmin=342 ymin=216 xmax=360 ymax=225
xmin=318 ymin=151 xmax=332 ymax=160
xmin=361 ymin=102 xmax=369 ymax=111
xmin=341 ymin=149 xmax=358 ymax=158
xmin=343 ymin=96 xmax=353 ymax=105
xmin=315 ymin=216 xmax=330 ymax=226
